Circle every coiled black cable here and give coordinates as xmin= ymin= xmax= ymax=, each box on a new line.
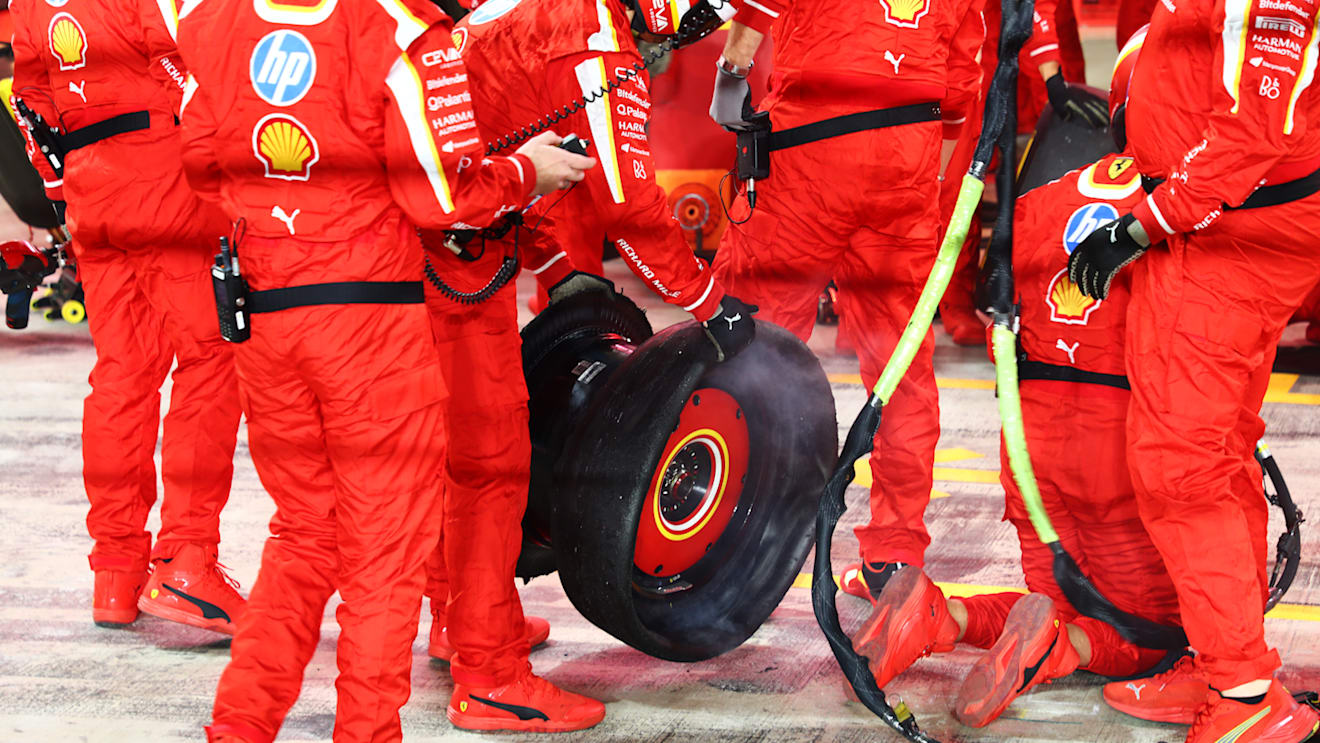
xmin=432 ymin=9 xmax=721 ymax=303
xmin=424 ymin=250 xmax=520 ymax=305
xmin=483 ymin=37 xmax=678 ymax=155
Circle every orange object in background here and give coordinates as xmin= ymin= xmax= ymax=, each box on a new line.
xmin=649 ymin=27 xmax=773 ymax=255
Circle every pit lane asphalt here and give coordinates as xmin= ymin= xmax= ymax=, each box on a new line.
xmin=1 ymin=258 xmax=1315 ymax=743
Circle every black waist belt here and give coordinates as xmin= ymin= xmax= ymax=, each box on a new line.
xmin=768 ymin=102 xmax=941 ymax=152
xmin=1141 ymin=165 xmax=1320 ymax=210
xmin=1018 ymin=358 xmax=1130 ymax=390
xmin=247 ymin=281 xmax=423 ymax=314
xmin=59 ymin=110 xmax=153 ymax=152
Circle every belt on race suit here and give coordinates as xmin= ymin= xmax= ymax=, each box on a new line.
xmin=1017 ymin=357 xmax=1130 ymax=390
xmin=59 ymin=110 xmax=156 ymax=152
xmin=1141 ymin=165 xmax=1320 ymax=211
xmin=768 ymin=102 xmax=941 ymax=152
xmin=247 ymin=281 xmax=423 ymax=314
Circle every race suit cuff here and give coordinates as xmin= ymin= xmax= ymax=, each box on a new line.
xmin=942 ymin=116 xmax=967 ymax=141
xmin=529 ymin=251 xmax=573 ymax=290
xmin=1131 ymin=194 xmax=1176 ymax=240
xmin=734 ymin=0 xmax=780 ymax=34
xmin=684 ymin=276 xmax=723 ymax=322
xmin=1027 ymin=42 xmax=1062 ymax=66
xmin=510 ymin=153 xmax=536 ymax=202
xmin=43 ymin=182 xmax=63 ymax=203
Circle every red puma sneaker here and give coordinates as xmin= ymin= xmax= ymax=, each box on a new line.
xmin=955 ymin=592 xmax=1080 ymax=727
xmin=448 ymin=669 xmax=605 ymax=733
xmin=429 ymin=615 xmax=552 ymax=662
xmin=851 ymin=566 xmax=959 ymax=688
xmin=1186 ymin=681 xmax=1319 ymax=743
xmin=138 ymin=544 xmax=246 ymax=635
xmin=1104 ymin=655 xmax=1208 ymax=724
xmin=839 ymin=561 xmax=908 ymax=603
xmin=93 ymin=570 xmax=145 ymax=627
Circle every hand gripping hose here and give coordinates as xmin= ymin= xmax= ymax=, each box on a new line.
xmin=809 ymin=0 xmax=1034 ymax=738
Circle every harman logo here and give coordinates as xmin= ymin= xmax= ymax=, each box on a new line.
xmin=250 ymin=29 xmax=316 ymax=106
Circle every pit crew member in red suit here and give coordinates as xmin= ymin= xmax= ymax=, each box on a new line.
xmin=1068 ymin=0 xmax=1320 ymax=734
xmin=708 ymin=0 xmax=985 ymax=598
xmin=11 ymin=0 xmax=245 ymax=633
xmin=417 ymin=1 xmax=762 ymax=732
xmin=173 ymin=0 xmax=595 ymax=737
xmin=851 ymin=148 xmax=1185 ymax=729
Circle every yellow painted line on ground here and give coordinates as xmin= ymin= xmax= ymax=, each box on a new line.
xmin=829 ymin=372 xmax=1320 ymax=405
xmin=1265 ymin=602 xmax=1320 ymax=621
xmin=790 ymin=576 xmax=1320 ymax=621
xmin=851 ymin=459 xmax=997 ymax=489
xmin=934 ymin=467 xmax=1000 ymax=484
xmin=938 ymin=377 xmax=998 ymax=390
xmin=1265 ymin=373 xmax=1320 ymax=405
xmin=849 ymin=457 xmax=958 ymax=496
xmin=827 ymin=374 xmax=996 ymax=390
xmin=935 ymin=447 xmax=984 ymax=463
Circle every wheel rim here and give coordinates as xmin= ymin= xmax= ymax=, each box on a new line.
xmin=633 ymin=387 xmax=749 ymax=581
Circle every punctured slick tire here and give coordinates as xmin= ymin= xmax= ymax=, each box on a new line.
xmin=552 ymin=321 xmax=836 ymax=661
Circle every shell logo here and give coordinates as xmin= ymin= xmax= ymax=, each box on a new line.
xmin=451 ymin=27 xmax=468 ymax=56
xmin=1045 ymin=269 xmax=1101 ymax=325
xmin=878 ymin=0 xmax=930 ymax=28
xmin=251 ymin=113 xmax=320 ymax=181
xmin=48 ymin=13 xmax=88 ymax=72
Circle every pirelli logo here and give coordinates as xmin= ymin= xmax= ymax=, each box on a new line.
xmin=1257 ymin=15 xmax=1307 ymax=37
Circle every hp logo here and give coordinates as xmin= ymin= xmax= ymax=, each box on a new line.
xmin=250 ymin=29 xmax=316 ymax=107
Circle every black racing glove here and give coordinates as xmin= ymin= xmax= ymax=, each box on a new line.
xmin=702 ymin=295 xmax=758 ymax=362
xmin=547 ymin=270 xmax=615 ymax=305
xmin=1045 ymin=73 xmax=1110 ymax=129
xmin=1067 ymin=213 xmax=1150 ymax=299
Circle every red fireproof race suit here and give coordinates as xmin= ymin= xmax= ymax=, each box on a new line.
xmin=416 ymin=0 xmax=749 ymax=686
xmin=713 ymin=0 xmax=984 ymax=567
xmin=1119 ymin=0 xmax=1320 ymax=690
xmin=175 ymin=0 xmax=536 ymax=738
xmin=960 ymin=154 xmax=1179 ymax=676
xmin=449 ymin=0 xmax=728 ymax=322
xmin=1117 ymin=0 xmax=1157 ymax=49
xmin=420 ymin=241 xmax=537 ymax=688
xmin=418 ymin=225 xmax=570 ymax=690
xmin=11 ymin=0 xmax=239 ymax=576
